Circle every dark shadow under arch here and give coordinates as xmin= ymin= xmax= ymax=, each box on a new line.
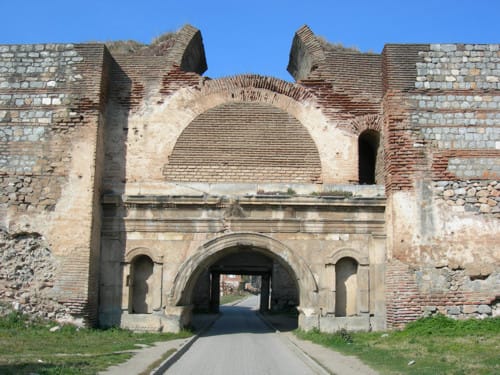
xmin=358 ymin=129 xmax=380 ymax=185
xmin=169 ymin=233 xmax=318 ymax=310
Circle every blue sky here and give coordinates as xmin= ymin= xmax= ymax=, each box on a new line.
xmin=1 ymin=0 xmax=499 ymax=81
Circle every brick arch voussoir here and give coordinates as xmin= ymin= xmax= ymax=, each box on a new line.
xmin=199 ymin=74 xmax=315 ymax=103
xmin=351 ymin=114 xmax=383 ymax=136
xmin=161 ymin=73 xmax=329 ymax=134
xmin=168 ymin=74 xmax=319 ymax=120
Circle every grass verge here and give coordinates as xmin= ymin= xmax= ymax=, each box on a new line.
xmin=0 ymin=311 xmax=192 ymax=375
xmin=220 ymin=292 xmax=250 ymax=305
xmin=294 ymin=315 xmax=500 ymax=375
xmin=139 ymin=348 xmax=177 ymax=375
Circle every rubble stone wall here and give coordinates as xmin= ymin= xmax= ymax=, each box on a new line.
xmin=0 ymin=229 xmax=73 ymax=321
xmin=435 ymin=180 xmax=500 ymax=216
xmin=386 ymin=260 xmax=499 ymax=328
xmin=384 ymin=43 xmax=500 ymax=327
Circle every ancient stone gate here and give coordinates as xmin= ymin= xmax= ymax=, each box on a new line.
xmin=0 ymin=25 xmax=498 ymax=332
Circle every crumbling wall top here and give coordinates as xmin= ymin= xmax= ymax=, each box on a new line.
xmin=288 ymin=25 xmax=383 ymax=102
xmin=106 ymin=24 xmax=207 ymax=75
xmin=287 ymin=25 xmax=325 ymax=81
xmin=167 ymin=24 xmax=207 ymax=74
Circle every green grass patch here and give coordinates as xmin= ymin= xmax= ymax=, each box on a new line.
xmin=0 ymin=311 xmax=192 ymax=375
xmin=220 ymin=293 xmax=250 ymax=305
xmin=311 ymin=190 xmax=353 ymax=198
xmin=295 ymin=315 xmax=500 ymax=375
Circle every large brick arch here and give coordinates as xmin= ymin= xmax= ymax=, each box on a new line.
xmin=126 ymin=74 xmax=358 ymax=184
xmin=163 ymin=101 xmax=322 ymax=183
xmin=158 ymin=74 xmax=323 ymax=138
xmin=196 ymin=75 xmax=315 ymax=102
xmin=145 ymin=75 xmax=356 ymax=183
xmin=169 ymin=232 xmax=319 ymax=309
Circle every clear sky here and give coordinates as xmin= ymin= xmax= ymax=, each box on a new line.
xmin=1 ymin=0 xmax=499 ymax=81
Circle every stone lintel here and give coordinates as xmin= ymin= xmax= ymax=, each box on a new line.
xmin=103 ymin=193 xmax=386 ymax=210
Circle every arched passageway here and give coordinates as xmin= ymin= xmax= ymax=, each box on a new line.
xmin=169 ymin=233 xmax=318 ymax=331
xmin=189 ymin=249 xmax=299 ymax=314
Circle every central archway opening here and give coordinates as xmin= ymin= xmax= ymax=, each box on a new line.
xmin=187 ymin=245 xmax=300 ymax=330
xmin=218 ymin=273 xmax=261 ymax=304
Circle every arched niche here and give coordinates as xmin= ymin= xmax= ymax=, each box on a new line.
xmin=125 ymin=74 xmax=359 ymax=185
xmin=122 ymin=248 xmax=163 ymax=314
xmin=325 ymin=248 xmax=369 ymax=316
xmin=124 ymin=247 xmax=164 ymax=264
xmin=335 ymin=257 xmax=358 ymax=317
xmin=130 ymin=255 xmax=154 ymax=313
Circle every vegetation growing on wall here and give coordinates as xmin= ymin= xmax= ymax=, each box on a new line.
xmin=104 ymin=32 xmax=176 ymax=56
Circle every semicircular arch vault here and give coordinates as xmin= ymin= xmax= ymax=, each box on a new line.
xmin=169 ymin=232 xmax=318 ymax=308
xmin=163 ymin=101 xmax=322 ymax=183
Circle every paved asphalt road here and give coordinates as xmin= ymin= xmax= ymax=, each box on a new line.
xmin=166 ymin=295 xmax=318 ymax=374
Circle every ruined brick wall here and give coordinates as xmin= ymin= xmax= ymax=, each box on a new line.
xmin=102 ymin=26 xmax=206 ymax=194
xmin=107 ymin=25 xmax=387 ymax=195
xmin=383 ymin=44 xmax=500 ymax=327
xmin=2 ymin=25 xmax=498 ymax=332
xmin=386 ymin=260 xmax=499 ymax=328
xmin=113 ymin=72 xmax=363 ymax=190
xmin=288 ymin=25 xmax=382 ymax=121
xmin=89 ymin=27 xmax=395 ymax=207
xmin=287 ymin=26 xmax=384 ymax=185
xmin=0 ymin=43 xmax=108 ymax=324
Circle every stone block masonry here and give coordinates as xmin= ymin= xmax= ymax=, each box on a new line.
xmin=0 ymin=42 xmax=109 ymax=326
xmin=0 ymin=43 xmax=90 ymax=211
xmin=383 ymin=42 xmax=500 ymax=328
xmin=411 ymin=44 xmax=500 ymax=182
xmin=415 ymin=44 xmax=500 ymax=91
xmin=447 ymin=158 xmax=499 ymax=179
